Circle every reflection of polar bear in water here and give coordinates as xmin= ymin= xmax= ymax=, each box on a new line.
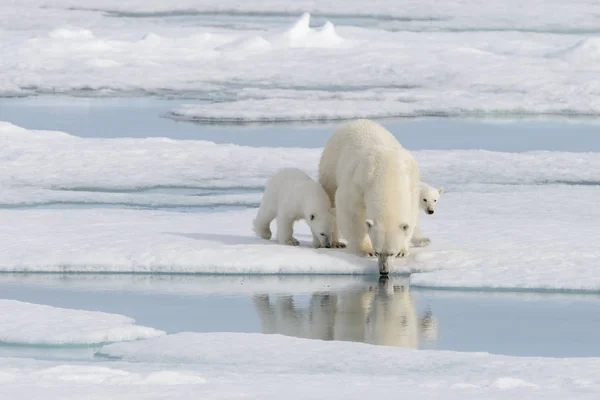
xmin=252 ymin=279 xmax=437 ymax=348
xmin=364 ymin=279 xmax=437 ymax=347
xmin=333 ymin=279 xmax=437 ymax=348
xmin=252 ymin=293 xmax=337 ymax=340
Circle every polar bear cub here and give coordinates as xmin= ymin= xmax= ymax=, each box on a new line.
xmin=411 ymin=183 xmax=444 ymax=247
xmin=418 ymin=183 xmax=444 ymax=216
xmin=253 ymin=168 xmax=336 ymax=248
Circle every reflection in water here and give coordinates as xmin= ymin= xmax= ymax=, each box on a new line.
xmin=253 ymin=277 xmax=437 ymax=348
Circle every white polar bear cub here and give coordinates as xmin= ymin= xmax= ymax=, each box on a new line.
xmin=253 ymin=168 xmax=336 ymax=248
xmin=318 ymin=119 xmax=420 ymax=274
xmin=419 ymin=182 xmax=444 ymax=215
xmin=411 ymin=182 xmax=444 ymax=247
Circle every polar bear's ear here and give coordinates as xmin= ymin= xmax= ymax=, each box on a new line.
xmin=310 ymin=214 xmax=315 ymax=221
xmin=365 ymin=220 xmax=374 ymax=231
xmin=438 ymin=187 xmax=444 ymax=194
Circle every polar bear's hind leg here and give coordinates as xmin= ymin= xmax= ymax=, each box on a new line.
xmin=253 ymin=203 xmax=276 ymax=240
xmin=276 ymin=215 xmax=299 ymax=246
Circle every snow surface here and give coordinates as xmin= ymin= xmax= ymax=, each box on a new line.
xmin=91 ymin=332 xmax=600 ymax=399
xmin=2 ymin=121 xmax=599 ymax=193
xmin=1 ymin=190 xmax=600 ymax=290
xmin=0 ymin=300 xmax=164 ymax=346
xmin=2 ymin=2 xmax=600 ymax=119
xmin=2 ymin=334 xmax=599 ymax=400
xmin=1 ymin=121 xmax=600 ymax=290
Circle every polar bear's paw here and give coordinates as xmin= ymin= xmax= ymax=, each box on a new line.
xmin=412 ymin=237 xmax=430 ymax=247
xmin=285 ymin=237 xmax=300 ymax=246
xmin=396 ymin=247 xmax=409 ymax=258
xmin=331 ymin=241 xmax=347 ymax=249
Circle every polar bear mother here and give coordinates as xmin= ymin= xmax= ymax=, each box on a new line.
xmin=318 ymin=119 xmax=420 ymax=274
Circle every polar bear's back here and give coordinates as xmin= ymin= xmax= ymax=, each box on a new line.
xmin=264 ymin=168 xmax=313 ymax=202
xmin=264 ymin=167 xmax=331 ymax=214
xmin=318 ymin=119 xmax=403 ymax=194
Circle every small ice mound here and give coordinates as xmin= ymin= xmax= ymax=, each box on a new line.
xmin=0 ymin=300 xmax=165 ymax=346
xmin=217 ymin=36 xmax=272 ymax=53
xmin=318 ymin=21 xmax=344 ymax=45
xmin=140 ymin=32 xmax=163 ymax=44
xmin=141 ymin=371 xmax=207 ymax=385
xmin=275 ymin=13 xmax=345 ymax=48
xmin=493 ymin=377 xmax=539 ymax=389
xmin=32 ymin=365 xmax=206 ymax=386
xmin=551 ymin=37 xmax=600 ymax=62
xmin=48 ymin=27 xmax=94 ymax=40
xmin=35 ymin=365 xmax=133 ymax=384
xmin=283 ymin=12 xmax=312 ymax=41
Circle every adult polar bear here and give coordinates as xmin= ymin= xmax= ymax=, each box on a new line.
xmin=318 ymin=119 xmax=420 ymax=274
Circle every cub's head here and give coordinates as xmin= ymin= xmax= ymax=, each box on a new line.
xmin=366 ymin=219 xmax=412 ymax=274
xmin=307 ymin=208 xmax=336 ymax=248
xmin=420 ymin=185 xmax=444 ymax=215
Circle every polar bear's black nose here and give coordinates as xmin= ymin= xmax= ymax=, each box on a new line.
xmin=427 ymin=209 xmax=434 ymax=215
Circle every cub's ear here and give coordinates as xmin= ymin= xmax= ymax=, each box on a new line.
xmin=310 ymin=214 xmax=315 ymax=221
xmin=365 ymin=219 xmax=374 ymax=231
xmin=438 ymin=187 xmax=444 ymax=194
xmin=401 ymin=224 xmax=410 ymax=232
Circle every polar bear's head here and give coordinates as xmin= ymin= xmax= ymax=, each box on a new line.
xmin=419 ymin=184 xmax=443 ymax=215
xmin=365 ymin=219 xmax=412 ymax=274
xmin=307 ymin=208 xmax=336 ymax=248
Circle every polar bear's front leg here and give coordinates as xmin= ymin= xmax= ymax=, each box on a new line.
xmin=336 ymin=190 xmax=373 ymax=256
xmin=276 ymin=216 xmax=299 ymax=246
xmin=359 ymin=235 xmax=375 ymax=257
xmin=319 ymin=180 xmax=346 ymax=249
xmin=330 ymin=218 xmax=346 ymax=248
xmin=410 ymin=226 xmax=431 ymax=247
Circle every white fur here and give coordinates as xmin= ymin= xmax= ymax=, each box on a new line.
xmin=411 ymin=182 xmax=444 ymax=247
xmin=364 ymin=280 xmax=438 ymax=347
xmin=253 ymin=168 xmax=335 ymax=248
xmin=318 ymin=119 xmax=420 ymax=267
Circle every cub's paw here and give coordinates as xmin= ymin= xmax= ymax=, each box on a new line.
xmin=332 ymin=241 xmax=347 ymax=249
xmin=286 ymin=237 xmax=300 ymax=246
xmin=396 ymin=248 xmax=409 ymax=258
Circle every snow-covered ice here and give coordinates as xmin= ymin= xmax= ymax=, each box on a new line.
xmin=92 ymin=332 xmax=600 ymax=399
xmin=2 ymin=121 xmax=599 ymax=193
xmin=0 ymin=300 xmax=164 ymax=346
xmin=0 ymin=190 xmax=599 ymax=291
xmin=3 ymin=335 xmax=600 ymax=400
xmin=1 ymin=121 xmax=600 ymax=290
xmin=1 ymin=329 xmax=599 ymax=399
xmin=2 ymin=2 xmax=600 ymax=119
